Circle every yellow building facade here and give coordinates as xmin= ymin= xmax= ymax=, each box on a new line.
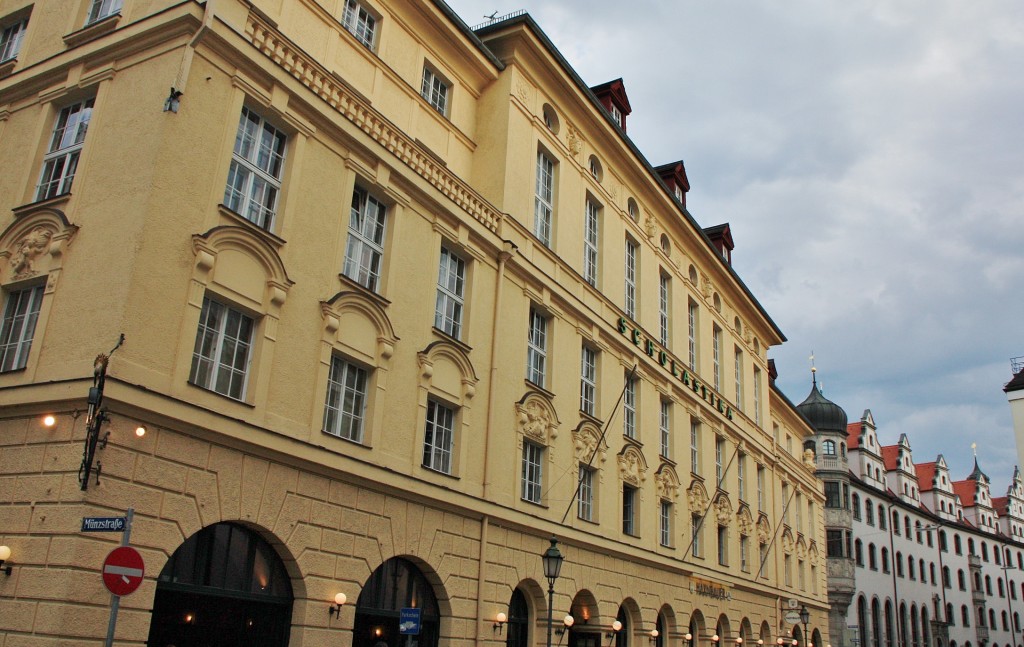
xmin=0 ymin=1 xmax=828 ymax=645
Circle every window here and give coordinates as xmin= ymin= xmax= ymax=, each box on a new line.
xmin=422 ymin=399 xmax=455 ymax=474
xmin=795 ymin=492 xmax=803 ymax=533
xmin=784 ymin=554 xmax=792 ymax=587
xmin=691 ymin=514 xmax=702 ymax=557
xmin=322 ymin=356 xmax=369 ymax=442
xmin=85 ymin=0 xmax=122 ymax=25
xmin=878 ymin=504 xmax=886 ymax=529
xmin=0 ymin=284 xmax=43 ymax=372
xmin=687 ymin=300 xmax=698 ymax=370
xmin=189 ymin=297 xmax=255 ymax=400
xmin=881 ymin=548 xmax=890 ymax=573
xmin=740 ymin=535 xmax=750 ymax=571
xmin=712 ymin=325 xmax=722 ymax=390
xmin=737 ymin=452 xmax=746 ymax=500
xmin=734 ymin=347 xmax=743 ymax=410
xmin=659 ymin=500 xmax=671 ymax=546
xmin=580 ymin=345 xmax=597 ymax=416
xmin=759 ymin=541 xmax=768 ymax=577
xmin=852 ymin=493 xmax=861 ymax=520
xmin=756 ymin=465 xmax=765 ymax=511
xmin=343 ymin=187 xmax=388 ymax=291
xmin=866 ymin=499 xmax=874 ymax=524
xmin=609 ymin=104 xmax=623 ymax=128
xmin=623 ymin=372 xmax=636 ymax=438
xmin=823 ymin=439 xmax=837 ymax=456
xmin=223 ymin=107 xmax=287 ymax=231
xmin=717 ymin=525 xmax=728 ymax=566
xmin=798 ymin=558 xmax=805 ymax=590
xmin=659 ymin=400 xmax=671 ymax=458
xmin=824 ymin=481 xmax=842 ymax=508
xmin=583 ymin=198 xmax=600 ymax=286
xmin=526 ymin=308 xmax=547 ymax=387
xmin=715 ymin=436 xmax=724 ymax=485
xmin=690 ymin=419 xmax=700 ymax=475
xmin=420 ymin=65 xmax=450 ymax=115
xmin=624 ymin=238 xmax=637 ymax=319
xmin=341 ymin=0 xmax=376 ymax=49
xmin=869 ymin=543 xmax=878 ymax=570
xmin=521 ymin=441 xmax=543 ymax=503
xmin=36 ymin=98 xmax=94 ymax=200
xmin=0 ymin=17 xmax=27 ymax=62
xmin=578 ymin=466 xmax=594 ymax=521
xmin=957 ymin=569 xmax=966 ymax=590
xmin=782 ymin=484 xmax=791 ymax=525
xmin=623 ymin=485 xmax=637 ymax=535
xmin=434 ymin=246 xmax=465 ymax=339
xmin=753 ymin=366 xmax=762 ymax=425
xmin=534 ymin=151 xmax=554 ymax=246
xmin=658 ymin=272 xmax=670 ymax=346
xmin=588 ymin=156 xmax=603 ymax=181
xmin=855 ymin=539 xmax=864 ymax=566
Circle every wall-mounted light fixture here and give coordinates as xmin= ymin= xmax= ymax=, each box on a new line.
xmin=757 ymin=640 xmax=764 ymax=645
xmin=79 ymin=335 xmax=125 ymax=490
xmin=712 ymin=635 xmax=720 ymax=643
xmin=737 ymin=637 xmax=744 ymax=645
xmin=135 ymin=425 xmax=147 ymax=438
xmin=0 ymin=546 xmax=12 ymax=576
xmin=556 ymin=615 xmax=575 ymax=636
xmin=650 ymin=629 xmax=660 ymax=642
xmin=494 ymin=612 xmax=508 ymax=634
xmin=777 ymin=638 xmax=785 ymax=645
xmin=163 ymin=87 xmax=183 ymax=113
xmin=685 ymin=633 xmax=693 ymax=643
xmin=328 ymin=592 xmax=346 ymax=619
xmin=606 ymin=620 xmax=623 ymax=640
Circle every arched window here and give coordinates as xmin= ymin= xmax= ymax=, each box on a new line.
xmin=615 ymin=605 xmax=630 ymax=647
xmin=958 ymin=570 xmax=966 ymax=590
xmin=866 ymin=500 xmax=875 ymax=525
xmin=823 ymin=440 xmax=837 ymax=456
xmin=869 ymin=543 xmax=878 ymax=570
xmin=968 ymin=538 xmax=975 ymax=556
xmin=853 ymin=493 xmax=862 ymax=520
xmin=961 ymin=605 xmax=970 ymax=627
xmin=147 ymin=523 xmax=294 ymax=647
xmin=946 ymin=603 xmax=954 ymax=626
xmin=879 ymin=505 xmax=887 ymax=529
xmin=872 ymin=598 xmax=882 ymax=647
xmin=858 ymin=597 xmax=869 ymax=647
xmin=355 ymin=557 xmax=441 ymax=647
xmin=885 ymin=601 xmax=895 ymax=647
xmin=855 ymin=539 xmax=864 ymax=566
xmin=943 ymin=566 xmax=951 ymax=588
xmin=882 ymin=547 xmax=890 ymax=573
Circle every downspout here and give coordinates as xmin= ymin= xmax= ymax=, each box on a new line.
xmin=168 ymin=0 xmax=219 ymax=107
xmin=482 ymin=240 xmax=516 ymax=500
xmin=474 ymin=514 xmax=490 ymax=647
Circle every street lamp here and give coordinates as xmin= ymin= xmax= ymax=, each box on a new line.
xmin=799 ymin=605 xmax=810 ymax=647
xmin=542 ymin=536 xmax=564 ymax=647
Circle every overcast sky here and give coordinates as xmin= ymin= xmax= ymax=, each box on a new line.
xmin=444 ymin=0 xmax=1024 ymax=491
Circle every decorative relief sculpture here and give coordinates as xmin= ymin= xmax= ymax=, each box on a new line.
xmin=737 ymin=506 xmax=754 ymax=536
xmin=515 ymin=78 xmax=531 ymax=105
xmin=796 ymin=537 xmax=807 ymax=559
xmin=757 ymin=516 xmax=771 ymax=544
xmin=617 ymin=446 xmax=646 ymax=487
xmin=566 ymin=122 xmax=583 ymax=156
xmin=687 ymin=480 xmax=709 ymax=513
xmin=10 ymin=227 xmax=52 ymax=279
xmin=714 ymin=495 xmax=732 ymax=525
xmin=701 ymin=275 xmax=712 ymax=298
xmin=782 ymin=529 xmax=794 ymax=554
xmin=516 ymin=395 xmax=558 ymax=442
xmin=572 ymin=424 xmax=605 ymax=465
xmin=803 ymin=448 xmax=816 ymax=468
xmin=655 ymin=465 xmax=680 ymax=501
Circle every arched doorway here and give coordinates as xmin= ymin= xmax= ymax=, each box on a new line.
xmin=353 ymin=557 xmax=440 ymax=647
xmin=147 ymin=522 xmax=293 ymax=647
xmin=506 ymin=588 xmax=530 ymax=647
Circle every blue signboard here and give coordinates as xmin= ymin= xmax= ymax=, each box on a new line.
xmin=81 ymin=517 xmax=127 ymax=532
xmin=399 ymin=607 xmax=421 ymax=635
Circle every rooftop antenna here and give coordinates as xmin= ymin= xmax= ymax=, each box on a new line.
xmin=485 ymin=11 xmax=498 ymax=20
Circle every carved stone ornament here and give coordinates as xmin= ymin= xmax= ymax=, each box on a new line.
xmin=808 ymin=541 xmax=818 ymax=564
xmin=701 ymin=275 xmax=713 ymax=298
xmin=737 ymin=506 xmax=754 ymax=536
xmin=617 ymin=446 xmax=647 ymax=487
xmin=803 ymin=448 xmax=816 ymax=468
xmin=515 ymin=78 xmax=531 ymax=105
xmin=796 ymin=537 xmax=807 ymax=559
xmin=644 ymin=215 xmax=657 ymax=239
xmin=714 ymin=495 xmax=733 ymax=526
xmin=566 ymin=122 xmax=583 ymax=156
xmin=757 ymin=516 xmax=771 ymax=544
xmin=782 ymin=529 xmax=795 ymax=555
xmin=572 ymin=425 xmax=605 ymax=465
xmin=515 ymin=394 xmax=558 ymax=443
xmin=9 ymin=226 xmax=53 ymax=279
xmin=656 ymin=465 xmax=680 ymax=501
xmin=687 ymin=480 xmax=709 ymax=513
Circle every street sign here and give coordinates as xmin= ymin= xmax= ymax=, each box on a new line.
xmin=788 ymin=599 xmax=799 ymax=610
xmin=785 ymin=611 xmax=802 ymax=625
xmin=399 ymin=607 xmax=422 ymax=635
xmin=82 ymin=517 xmax=127 ymax=532
xmin=102 ymin=546 xmax=145 ymax=597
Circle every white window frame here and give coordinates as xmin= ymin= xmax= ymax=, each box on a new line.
xmin=659 ymin=399 xmax=671 ymax=459
xmin=36 ymin=98 xmax=94 ymax=201
xmin=342 ymin=0 xmax=376 ymax=49
xmin=737 ymin=452 xmax=746 ymax=500
xmin=583 ymin=198 xmax=599 ymax=286
xmin=715 ymin=436 xmax=724 ymax=485
xmin=223 ymin=107 xmax=287 ymax=231
xmin=735 ymin=347 xmax=744 ymax=411
xmin=622 ymin=484 xmax=637 ymax=535
xmin=422 ymin=399 xmax=455 ymax=474
xmin=718 ymin=524 xmax=728 ymax=566
xmin=624 ymin=238 xmax=637 ymax=319
xmin=534 ymin=151 xmax=554 ymax=246
xmin=753 ymin=366 xmax=762 ymax=425
xmin=580 ymin=345 xmax=596 ymax=416
xmin=687 ymin=300 xmax=697 ymax=371
xmin=623 ymin=372 xmax=636 ymax=438
xmin=322 ymin=355 xmax=369 ymax=442
xmin=690 ymin=418 xmax=700 ymax=475
xmin=0 ymin=17 xmax=27 ymax=62
xmin=0 ymin=284 xmax=44 ymax=372
xmin=610 ymin=104 xmax=623 ymax=128
xmin=740 ymin=535 xmax=750 ymax=572
xmin=691 ymin=514 xmax=702 ymax=557
xmin=189 ymin=297 xmax=255 ymax=401
xmin=343 ymin=187 xmax=388 ymax=292
xmin=712 ymin=325 xmax=722 ymax=390
xmin=434 ymin=245 xmax=465 ymax=339
xmin=85 ymin=0 xmax=122 ymax=25
xmin=660 ymin=500 xmax=672 ymax=547
xmin=659 ymin=272 xmax=670 ymax=347
xmin=526 ymin=307 xmax=547 ymax=387
xmin=757 ymin=465 xmax=765 ymax=511
xmin=420 ymin=65 xmax=450 ymax=116
xmin=521 ymin=441 xmax=543 ymax=503
xmin=578 ymin=465 xmax=594 ymax=521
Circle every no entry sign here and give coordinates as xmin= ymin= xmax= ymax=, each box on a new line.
xmin=102 ymin=546 xmax=145 ymax=596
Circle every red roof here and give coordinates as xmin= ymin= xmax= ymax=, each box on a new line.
xmin=915 ymin=462 xmax=937 ymax=492
xmin=847 ymin=422 xmax=862 ymax=449
xmin=881 ymin=445 xmax=900 ymax=471
xmin=953 ymin=480 xmax=977 ymax=507
xmin=993 ymin=496 xmax=1009 ymax=516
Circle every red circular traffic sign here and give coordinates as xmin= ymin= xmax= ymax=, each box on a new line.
xmin=102 ymin=546 xmax=145 ymax=596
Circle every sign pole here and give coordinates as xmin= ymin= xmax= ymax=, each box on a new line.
xmin=105 ymin=508 xmax=133 ymax=647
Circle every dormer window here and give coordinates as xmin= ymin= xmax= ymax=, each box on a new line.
xmin=674 ymin=185 xmax=683 ymax=202
xmin=610 ymin=104 xmax=623 ymax=128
